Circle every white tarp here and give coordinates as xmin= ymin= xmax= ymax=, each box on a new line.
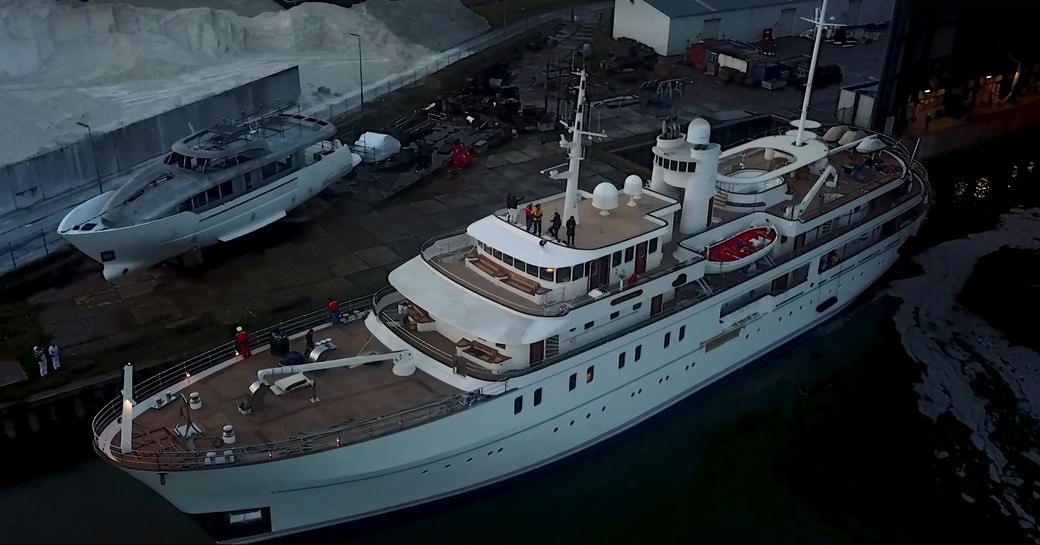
xmin=718 ymin=54 xmax=749 ymax=74
xmin=354 ymin=132 xmax=401 ymax=163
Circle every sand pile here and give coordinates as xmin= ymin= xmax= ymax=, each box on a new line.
xmin=0 ymin=0 xmax=489 ymax=165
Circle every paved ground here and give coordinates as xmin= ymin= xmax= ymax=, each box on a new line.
xmin=0 ymin=11 xmax=899 ymax=401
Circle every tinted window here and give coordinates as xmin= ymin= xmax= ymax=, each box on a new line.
xmin=556 ymin=267 xmax=571 ymax=283
xmin=625 ymin=247 xmax=634 ymax=262
xmin=649 ymin=238 xmax=658 ymax=253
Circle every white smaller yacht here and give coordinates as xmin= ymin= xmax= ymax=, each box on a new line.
xmin=58 ymin=105 xmax=362 ymax=281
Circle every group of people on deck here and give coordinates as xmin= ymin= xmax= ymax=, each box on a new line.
xmin=506 ymin=193 xmax=577 ymax=246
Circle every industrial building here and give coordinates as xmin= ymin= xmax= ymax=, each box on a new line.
xmin=612 ymin=0 xmax=895 ymax=56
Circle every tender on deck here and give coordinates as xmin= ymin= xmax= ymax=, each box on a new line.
xmin=124 ymin=320 xmax=461 ymax=465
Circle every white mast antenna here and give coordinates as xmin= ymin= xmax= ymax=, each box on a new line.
xmin=549 ymin=70 xmax=606 ymax=225
xmin=795 ymin=0 xmax=844 ymax=147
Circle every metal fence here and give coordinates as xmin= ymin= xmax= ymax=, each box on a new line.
xmin=1 ymin=228 xmax=67 ymax=277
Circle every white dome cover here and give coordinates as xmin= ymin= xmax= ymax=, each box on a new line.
xmin=623 ymin=175 xmax=644 ymax=196
xmin=592 ymin=182 xmax=618 ymax=211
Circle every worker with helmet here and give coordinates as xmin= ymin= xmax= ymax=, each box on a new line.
xmin=235 ymin=326 xmax=251 ymax=358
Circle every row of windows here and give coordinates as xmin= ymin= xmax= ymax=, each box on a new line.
xmin=514 ymin=320 xmax=694 ymax=414
xmin=176 ymin=156 xmax=295 ymax=213
xmin=478 ymin=237 xmax=661 ymax=285
xmin=654 ymin=155 xmax=697 ymax=173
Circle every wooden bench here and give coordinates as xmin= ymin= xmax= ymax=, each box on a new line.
xmin=502 ymin=273 xmax=549 ymax=295
xmin=469 ymin=254 xmax=508 ymax=279
xmin=465 ymin=340 xmax=509 ymax=365
xmin=407 ymin=304 xmax=433 ymax=324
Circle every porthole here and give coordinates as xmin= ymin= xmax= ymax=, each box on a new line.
xmin=570 ymin=420 xmax=575 ymax=426
xmin=586 ymin=413 xmax=590 ymax=419
xmin=601 ymin=406 xmax=606 ymax=412
xmin=497 ymin=448 xmax=503 ymax=453
xmin=630 ymin=392 xmax=635 ymax=397
xmin=467 ymin=458 xmax=473 ymax=462
xmin=638 ymin=388 xmax=642 ymax=394
xmin=553 ymin=427 xmax=559 ymax=432
xmin=658 ymin=378 xmax=663 ymax=384
xmin=666 ymin=375 xmax=669 ymax=380
xmin=445 ymin=464 xmax=451 ymax=468
xmin=422 ymin=469 xmax=428 ymax=474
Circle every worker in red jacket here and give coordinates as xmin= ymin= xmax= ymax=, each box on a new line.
xmin=235 ymin=326 xmax=251 ymax=358
xmin=327 ymin=297 xmax=341 ymax=325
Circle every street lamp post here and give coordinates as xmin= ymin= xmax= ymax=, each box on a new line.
xmin=76 ymin=121 xmax=103 ymax=194
xmin=348 ymin=32 xmax=364 ymax=108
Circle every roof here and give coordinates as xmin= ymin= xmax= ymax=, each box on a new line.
xmin=643 ymin=0 xmax=814 ymax=19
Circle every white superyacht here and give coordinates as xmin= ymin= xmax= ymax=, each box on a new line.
xmin=58 ymin=104 xmax=362 ymax=282
xmin=91 ymin=4 xmax=930 ymax=541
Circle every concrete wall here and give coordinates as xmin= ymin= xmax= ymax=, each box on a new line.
xmin=612 ymin=0 xmax=671 ymax=56
xmin=0 ymin=66 xmax=301 ymax=216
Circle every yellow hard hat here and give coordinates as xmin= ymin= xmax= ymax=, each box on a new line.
xmin=236 ymin=326 xmax=243 ymax=332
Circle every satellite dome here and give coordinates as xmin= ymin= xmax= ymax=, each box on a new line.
xmin=686 ymin=118 xmax=711 ymax=145
xmin=623 ymin=175 xmax=644 ymax=206
xmin=592 ymin=182 xmax=619 ymax=215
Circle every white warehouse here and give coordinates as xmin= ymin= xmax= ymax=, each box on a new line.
xmin=613 ymin=0 xmax=895 ymax=56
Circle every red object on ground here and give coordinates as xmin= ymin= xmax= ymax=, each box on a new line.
xmin=707 ymin=228 xmax=776 ymax=262
xmin=451 ymin=144 xmax=473 ymax=169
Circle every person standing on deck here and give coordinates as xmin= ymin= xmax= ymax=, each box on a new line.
xmin=33 ymin=346 xmax=47 ymax=377
xmin=235 ymin=326 xmax=252 ymax=358
xmin=548 ymin=212 xmax=562 ymax=242
xmin=327 ymin=297 xmax=341 ymax=325
xmin=532 ymin=204 xmax=543 ymax=236
xmin=566 ymin=216 xmax=576 ymax=246
xmin=305 ymin=328 xmax=315 ymax=353
xmin=47 ymin=343 xmax=61 ymax=371
xmin=524 ymin=203 xmax=534 ymax=232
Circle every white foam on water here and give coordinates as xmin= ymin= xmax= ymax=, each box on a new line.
xmin=0 ymin=0 xmax=489 ymax=165
xmin=889 ymin=207 xmax=1040 ymax=535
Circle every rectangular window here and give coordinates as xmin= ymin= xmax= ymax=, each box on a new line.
xmin=514 ymin=259 xmax=526 ymax=271
xmin=569 ymin=373 xmax=577 ymax=391
xmin=612 ymin=251 xmax=622 ymax=267
xmin=633 ymin=302 xmax=642 ymax=311
xmin=625 ymin=247 xmax=634 ymax=262
xmin=664 ymin=332 xmax=671 ymax=348
xmin=178 ymin=200 xmax=192 ymax=213
xmin=514 ymin=396 xmax=523 ymax=414
xmin=261 ymin=162 xmax=278 ymax=179
xmin=207 ymin=185 xmax=221 ymax=202
xmin=219 ymin=180 xmax=234 ymax=198
xmin=573 ymin=263 xmax=584 ymax=279
xmin=618 ymin=352 xmax=626 ymax=369
xmin=610 ymin=311 xmax=620 ymax=320
xmin=540 ymin=267 xmax=554 ymax=281
xmin=502 ymin=254 xmax=514 ymax=266
xmin=635 ymin=345 xmax=642 ymax=361
xmin=586 ymin=366 xmax=595 ymax=383
xmin=526 ymin=263 xmax=538 ymax=276
xmin=556 ymin=267 xmax=571 ymax=283
xmin=534 ymin=387 xmax=542 ymax=406
xmin=584 ymin=321 xmax=594 ymax=330
xmin=679 ymin=325 xmax=686 ymax=341
xmin=492 ymin=249 xmax=502 ymax=260
xmin=192 ymin=193 xmax=207 ymax=209
xmin=649 ymin=237 xmax=659 ymax=253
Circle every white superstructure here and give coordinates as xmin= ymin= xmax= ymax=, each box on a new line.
xmin=58 ymin=105 xmax=362 ymax=282
xmin=91 ymin=3 xmax=930 ymax=542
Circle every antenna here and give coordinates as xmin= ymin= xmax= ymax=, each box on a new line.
xmin=795 ymin=0 xmax=844 ymax=147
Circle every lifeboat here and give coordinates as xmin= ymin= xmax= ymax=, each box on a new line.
xmin=705 ymin=226 xmax=778 ymax=274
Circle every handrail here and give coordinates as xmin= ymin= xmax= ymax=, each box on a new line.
xmin=92 ymin=291 xmax=380 ymax=468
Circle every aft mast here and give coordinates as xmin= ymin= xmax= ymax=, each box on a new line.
xmin=549 ymin=70 xmax=606 ymax=225
xmin=794 ymin=0 xmax=843 ymax=146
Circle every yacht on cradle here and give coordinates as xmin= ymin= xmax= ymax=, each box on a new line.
xmin=91 ymin=2 xmax=930 ymax=542
xmin=58 ymin=104 xmax=362 ymax=282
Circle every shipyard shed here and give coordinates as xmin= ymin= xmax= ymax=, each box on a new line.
xmin=612 ymin=0 xmax=895 ymax=56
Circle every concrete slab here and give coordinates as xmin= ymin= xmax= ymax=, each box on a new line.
xmin=0 ymin=361 xmax=27 ymax=389
xmin=49 ymin=319 xmax=95 ymax=348
xmin=301 ymin=277 xmax=355 ymax=303
xmin=343 ymin=267 xmax=390 ymax=295
xmin=330 ymin=254 xmax=370 ymax=277
xmin=355 ymin=245 xmax=401 ymax=268
xmin=387 ymin=236 xmax=428 ymax=260
xmin=130 ymin=299 xmax=183 ymax=326
xmin=368 ymin=222 xmax=414 ymax=245
xmin=74 ymin=289 xmax=122 ymax=309
xmin=483 ymin=155 xmax=509 ymax=168
xmin=434 ymin=192 xmax=478 ymax=209
xmin=408 ymin=199 xmax=449 ymax=216
xmin=499 ymin=150 xmax=533 ymax=164
xmin=497 ymin=165 xmax=529 ymax=182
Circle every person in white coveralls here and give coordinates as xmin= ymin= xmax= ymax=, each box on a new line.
xmin=48 ymin=343 xmax=61 ymax=371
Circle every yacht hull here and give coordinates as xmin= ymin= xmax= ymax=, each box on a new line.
xmin=112 ymin=212 xmax=924 ymax=543
xmin=58 ymin=146 xmax=360 ymax=282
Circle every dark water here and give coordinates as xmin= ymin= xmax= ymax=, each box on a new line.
xmin=2 ymin=128 xmax=1039 ymax=545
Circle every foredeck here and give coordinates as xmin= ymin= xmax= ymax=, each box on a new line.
xmin=123 ymin=320 xmax=461 ymax=467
